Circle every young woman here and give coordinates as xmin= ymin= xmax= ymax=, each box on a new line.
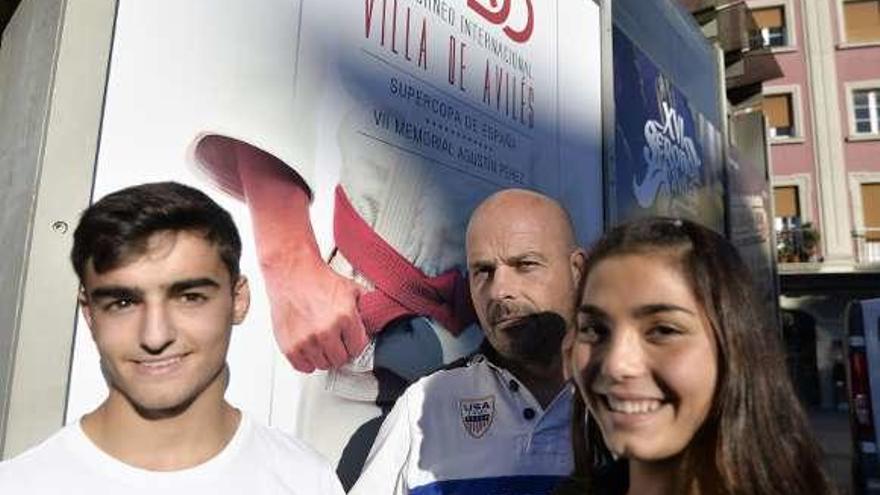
xmin=558 ymin=217 xmax=834 ymax=495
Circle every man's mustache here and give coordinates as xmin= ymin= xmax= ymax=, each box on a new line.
xmin=500 ymin=311 xmax=567 ymax=336
xmin=487 ymin=300 xmax=534 ymax=326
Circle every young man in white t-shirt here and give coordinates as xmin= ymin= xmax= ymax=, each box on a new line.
xmin=0 ymin=182 xmax=344 ymax=494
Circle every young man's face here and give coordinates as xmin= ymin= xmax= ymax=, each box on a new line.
xmin=80 ymin=230 xmax=249 ymax=415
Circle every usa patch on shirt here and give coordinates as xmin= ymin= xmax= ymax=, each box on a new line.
xmin=460 ymin=396 xmax=495 ymax=438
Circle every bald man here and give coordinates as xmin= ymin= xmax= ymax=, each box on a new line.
xmin=350 ymin=189 xmax=586 ymax=495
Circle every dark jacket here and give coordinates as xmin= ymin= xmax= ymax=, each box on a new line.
xmin=551 ymin=461 xmax=628 ymax=495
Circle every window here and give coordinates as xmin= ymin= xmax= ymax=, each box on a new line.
xmin=850 ymin=174 xmax=880 ymax=263
xmin=853 ymin=88 xmax=880 ymax=135
xmin=843 ymin=0 xmax=880 ymax=43
xmin=763 ymin=94 xmax=795 ymax=138
xmin=751 ymin=6 xmax=787 ymax=47
xmin=773 ymin=185 xmax=815 ymax=262
xmin=774 ymin=185 xmax=800 ymax=219
xmin=862 ymin=183 xmax=880 ymax=241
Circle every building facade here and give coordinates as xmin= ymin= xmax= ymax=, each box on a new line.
xmin=749 ymin=0 xmax=880 ymax=410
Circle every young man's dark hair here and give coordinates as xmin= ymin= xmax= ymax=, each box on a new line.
xmin=71 ymin=181 xmax=242 ymax=281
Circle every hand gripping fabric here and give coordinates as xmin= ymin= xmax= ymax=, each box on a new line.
xmin=333 ymin=185 xmax=476 ymax=335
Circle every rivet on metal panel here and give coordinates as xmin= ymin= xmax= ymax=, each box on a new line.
xmin=51 ymin=220 xmax=69 ymax=234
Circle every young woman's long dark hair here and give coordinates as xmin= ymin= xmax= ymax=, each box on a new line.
xmin=565 ymin=217 xmax=833 ymax=494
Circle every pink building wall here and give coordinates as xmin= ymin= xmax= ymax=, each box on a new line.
xmin=829 ymin=0 xmax=880 ymax=174
xmin=764 ymin=0 xmax=822 ymax=231
xmin=763 ymin=0 xmax=880 ymax=253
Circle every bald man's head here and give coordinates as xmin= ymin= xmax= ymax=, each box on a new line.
xmin=466 ymin=189 xmax=577 ymax=252
xmin=466 ymin=189 xmax=585 ymax=366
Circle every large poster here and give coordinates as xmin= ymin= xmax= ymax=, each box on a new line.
xmin=612 ymin=26 xmax=724 ymax=231
xmin=66 ymin=0 xmax=602 ymax=464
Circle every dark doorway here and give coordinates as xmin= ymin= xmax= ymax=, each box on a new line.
xmin=782 ymin=309 xmax=821 ymax=407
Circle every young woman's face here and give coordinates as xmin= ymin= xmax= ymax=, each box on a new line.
xmin=569 ymin=253 xmax=718 ymax=463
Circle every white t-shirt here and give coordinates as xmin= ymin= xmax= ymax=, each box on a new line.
xmin=350 ymin=353 xmax=574 ymax=495
xmin=0 ymin=414 xmax=344 ymax=494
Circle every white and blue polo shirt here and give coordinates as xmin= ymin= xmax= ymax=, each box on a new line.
xmin=350 ymin=351 xmax=573 ymax=495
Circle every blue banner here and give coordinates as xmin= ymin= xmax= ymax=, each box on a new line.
xmin=612 ymin=27 xmax=724 ymax=232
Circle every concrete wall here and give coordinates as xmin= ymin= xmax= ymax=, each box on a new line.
xmin=0 ymin=0 xmax=67 ymax=458
xmin=0 ymin=0 xmax=116 ymax=458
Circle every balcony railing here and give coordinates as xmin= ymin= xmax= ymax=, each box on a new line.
xmin=775 ymin=219 xmax=820 ymax=263
xmin=774 ymin=220 xmax=880 ymax=267
xmin=853 ymin=228 xmax=880 ymax=265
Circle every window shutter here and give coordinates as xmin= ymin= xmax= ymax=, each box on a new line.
xmin=752 ymin=6 xmax=784 ymax=28
xmin=861 ymin=182 xmax=880 ymax=241
xmin=844 ymin=0 xmax=880 ymax=43
xmin=764 ymin=94 xmax=792 ymax=129
xmin=774 ymin=186 xmax=800 ymax=219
